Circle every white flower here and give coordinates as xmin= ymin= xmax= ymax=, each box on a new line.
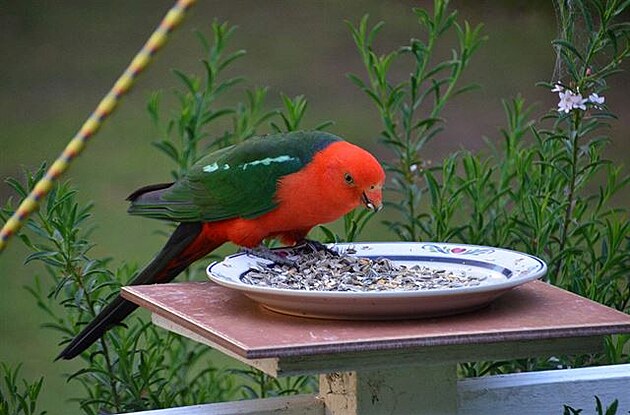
xmin=557 ymin=91 xmax=575 ymax=113
xmin=588 ymin=93 xmax=605 ymax=107
xmin=571 ymin=92 xmax=587 ymax=110
xmin=551 ymin=83 xmax=564 ymax=93
xmin=557 ymin=90 xmax=587 ymax=113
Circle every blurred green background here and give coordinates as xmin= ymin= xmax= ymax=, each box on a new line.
xmin=1 ymin=1 xmax=629 ymax=412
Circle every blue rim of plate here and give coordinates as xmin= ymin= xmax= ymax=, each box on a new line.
xmin=207 ymin=242 xmax=547 ymax=298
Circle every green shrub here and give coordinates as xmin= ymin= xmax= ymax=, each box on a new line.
xmin=346 ymin=0 xmax=629 ymax=375
xmin=0 ymin=364 xmax=45 ymax=415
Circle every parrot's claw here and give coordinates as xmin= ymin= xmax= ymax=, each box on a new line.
xmin=299 ymin=239 xmax=340 ymax=257
xmin=242 ymin=240 xmax=338 ymax=268
xmin=242 ymin=247 xmax=297 ymax=268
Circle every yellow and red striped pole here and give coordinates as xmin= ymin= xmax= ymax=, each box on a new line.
xmin=0 ymin=0 xmax=196 ymax=252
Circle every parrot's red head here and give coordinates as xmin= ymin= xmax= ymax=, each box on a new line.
xmin=275 ymin=139 xmax=385 ymax=228
xmin=326 ymin=141 xmax=385 ymax=213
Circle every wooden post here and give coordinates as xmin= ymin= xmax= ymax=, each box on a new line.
xmin=321 ymin=364 xmax=458 ymax=414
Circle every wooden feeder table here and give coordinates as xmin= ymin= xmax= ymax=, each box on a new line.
xmin=122 ymin=280 xmax=630 ymax=414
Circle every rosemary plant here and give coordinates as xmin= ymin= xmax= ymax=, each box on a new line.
xmin=348 ymin=0 xmax=629 ymax=376
xmin=347 ymin=0 xmax=485 ymax=242
xmin=564 ymin=396 xmax=620 ymax=415
xmin=0 ymin=364 xmax=45 ymax=415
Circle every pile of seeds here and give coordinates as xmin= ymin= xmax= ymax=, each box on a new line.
xmin=241 ymin=247 xmax=488 ymax=292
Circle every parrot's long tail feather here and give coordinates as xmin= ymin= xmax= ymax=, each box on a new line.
xmin=56 ymin=296 xmax=138 ymax=361
xmin=57 ymin=222 xmax=222 ymax=360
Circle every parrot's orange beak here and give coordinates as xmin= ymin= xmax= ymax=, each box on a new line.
xmin=362 ymin=188 xmax=383 ymax=212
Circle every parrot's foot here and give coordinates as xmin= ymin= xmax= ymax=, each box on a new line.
xmin=242 ymin=246 xmax=297 ymax=268
xmin=299 ymin=239 xmax=340 ymax=257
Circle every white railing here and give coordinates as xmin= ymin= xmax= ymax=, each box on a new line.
xmin=125 ymin=364 xmax=630 ymax=415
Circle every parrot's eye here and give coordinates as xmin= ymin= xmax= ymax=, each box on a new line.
xmin=344 ymin=173 xmax=355 ymax=185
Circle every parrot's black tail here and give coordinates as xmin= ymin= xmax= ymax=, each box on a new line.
xmin=56 ymin=295 xmax=138 ymax=360
xmin=56 ymin=222 xmax=213 ymax=360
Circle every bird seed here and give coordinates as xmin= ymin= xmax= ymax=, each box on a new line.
xmin=241 ymin=247 xmax=487 ymax=292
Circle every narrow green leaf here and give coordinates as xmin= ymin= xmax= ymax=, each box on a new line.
xmin=219 ymin=49 xmax=246 ymax=71
xmin=314 ymin=120 xmax=335 ymax=131
xmin=552 ymin=39 xmax=585 ymax=63
xmin=172 ymin=69 xmax=199 ymax=94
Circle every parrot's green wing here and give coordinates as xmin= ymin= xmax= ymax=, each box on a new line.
xmin=128 ymin=131 xmax=340 ymax=222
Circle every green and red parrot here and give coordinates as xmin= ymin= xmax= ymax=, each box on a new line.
xmin=58 ymin=131 xmax=385 ymax=359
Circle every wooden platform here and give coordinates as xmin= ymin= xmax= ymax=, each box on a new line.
xmin=122 ymin=280 xmax=630 ymax=360
xmin=122 ymin=280 xmax=630 ymax=414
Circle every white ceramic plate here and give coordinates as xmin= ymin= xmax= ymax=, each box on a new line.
xmin=206 ymin=242 xmax=547 ymax=319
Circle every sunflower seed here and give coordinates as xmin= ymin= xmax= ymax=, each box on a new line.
xmin=241 ymin=246 xmax=488 ymax=292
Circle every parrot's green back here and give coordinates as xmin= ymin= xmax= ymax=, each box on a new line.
xmin=128 ymin=131 xmax=341 ymax=222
